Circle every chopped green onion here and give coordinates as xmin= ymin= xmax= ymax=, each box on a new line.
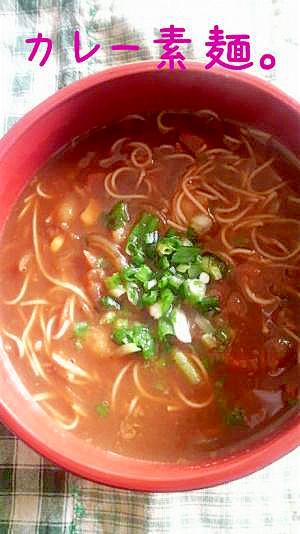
xmin=171 ymin=246 xmax=200 ymax=265
xmin=126 ymin=282 xmax=140 ymax=305
xmin=126 ymin=212 xmax=159 ymax=262
xmin=121 ymin=265 xmax=138 ymax=281
xmin=160 ymin=288 xmax=175 ymax=315
xmin=144 ymin=230 xmax=159 ymax=244
xmin=165 ymin=228 xmax=178 ymax=237
xmin=121 ymin=264 xmax=154 ymax=286
xmin=105 ymin=273 xmax=126 ymax=298
xmin=198 ymin=296 xmax=220 ymax=313
xmin=186 ymin=227 xmax=197 ymax=241
xmin=98 ymin=209 xmax=228 ymax=361
xmin=181 ymin=237 xmax=193 ymax=246
xmin=105 ymin=272 xmax=123 ymax=289
xmin=176 ymin=263 xmax=190 ymax=273
xmin=99 ymin=296 xmax=121 ymax=311
xmin=157 ymin=236 xmax=180 ymax=256
xmin=113 ymin=322 xmax=155 ymax=359
xmin=183 ymin=279 xmax=206 ymax=305
xmin=173 ymin=349 xmax=200 ymax=385
xmin=157 ymin=317 xmax=174 ymax=342
xmin=96 ymin=401 xmax=110 ymax=418
xmin=158 ymin=274 xmax=169 ymax=289
xmin=144 ymin=234 xmax=160 ymax=260
xmin=159 ymin=256 xmax=170 ymax=270
xmin=113 ymin=326 xmax=131 ymax=345
xmin=149 ymin=302 xmax=163 ymax=319
xmin=74 ymin=321 xmax=90 ymax=339
xmin=132 ymin=252 xmax=144 ymax=266
xmin=132 ymin=324 xmax=155 ymax=359
xmin=188 ymin=263 xmax=202 ymax=278
xmin=172 ymin=308 xmax=191 ymax=343
xmin=144 ymin=279 xmax=157 ymax=291
xmin=141 ymin=290 xmax=158 ymax=306
xmin=168 ymin=273 xmax=184 ymax=291
xmin=156 ymin=241 xmax=174 ymax=257
xmin=199 ymin=272 xmax=210 ymax=284
xmin=104 ymin=201 xmax=129 ymax=230
xmin=135 ymin=264 xmax=154 ymax=284
xmin=201 ymin=255 xmax=227 ymax=281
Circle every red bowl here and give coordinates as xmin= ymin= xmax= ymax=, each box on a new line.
xmin=0 ymin=61 xmax=299 ymax=491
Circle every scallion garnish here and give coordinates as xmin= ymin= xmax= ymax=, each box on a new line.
xmin=171 ymin=246 xmax=200 ymax=265
xmin=97 ymin=210 xmax=227 ymax=359
xmin=104 ymin=201 xmax=129 ymax=230
xmin=99 ymin=295 xmax=121 ymax=311
xmin=126 ymin=212 xmax=159 ymax=263
xmin=96 ymin=401 xmax=110 ymax=418
xmin=183 ymin=279 xmax=206 ymax=305
xmin=198 ymin=296 xmax=220 ymax=313
xmin=105 ymin=272 xmax=126 ymax=298
xmin=160 ymin=288 xmax=175 ymax=316
xmin=74 ymin=321 xmax=90 ymax=339
xmin=157 ymin=317 xmax=174 ymax=342
xmin=173 ymin=349 xmax=200 ymax=385
xmin=141 ymin=290 xmax=158 ymax=306
xmin=201 ymin=255 xmax=227 ymax=281
xmin=113 ymin=322 xmax=155 ymax=359
xmin=126 ymin=281 xmax=140 ymax=306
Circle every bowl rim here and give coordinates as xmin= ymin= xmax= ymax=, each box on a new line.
xmin=1 ymin=60 xmax=299 ymax=159
xmin=0 ymin=60 xmax=299 ymax=492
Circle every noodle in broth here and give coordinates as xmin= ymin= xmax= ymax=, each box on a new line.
xmin=0 ymin=110 xmax=299 ymax=461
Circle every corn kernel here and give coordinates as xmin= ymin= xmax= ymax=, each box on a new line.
xmin=50 ymin=235 xmax=65 ymax=253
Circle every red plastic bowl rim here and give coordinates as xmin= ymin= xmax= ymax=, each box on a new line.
xmin=0 ymin=60 xmax=299 ymax=492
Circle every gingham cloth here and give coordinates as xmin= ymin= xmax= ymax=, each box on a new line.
xmin=0 ymin=1 xmax=299 ymax=532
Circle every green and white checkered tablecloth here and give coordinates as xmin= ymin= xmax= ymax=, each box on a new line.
xmin=0 ymin=1 xmax=299 ymax=532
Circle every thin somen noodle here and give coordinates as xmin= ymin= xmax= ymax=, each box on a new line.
xmin=133 ymin=363 xmax=172 ymax=404
xmin=0 ymin=110 xmax=298 ymax=462
xmin=4 ymin=273 xmax=30 ymax=305
xmin=20 ymin=299 xmax=49 ymax=306
xmin=52 ymin=352 xmax=92 ymax=380
xmin=111 ymin=361 xmax=134 ymax=410
xmin=36 ymin=182 xmax=53 ymax=199
xmin=174 ymin=386 xmax=214 ymax=409
xmin=2 ymin=329 xmax=25 ymax=358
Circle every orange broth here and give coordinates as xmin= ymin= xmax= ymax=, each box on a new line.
xmin=0 ymin=111 xmax=299 ymax=462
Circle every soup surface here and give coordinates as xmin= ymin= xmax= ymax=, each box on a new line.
xmin=0 ymin=111 xmax=299 ymax=462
